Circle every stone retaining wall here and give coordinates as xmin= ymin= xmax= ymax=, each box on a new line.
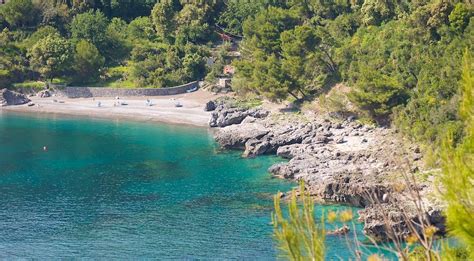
xmin=55 ymin=81 xmax=199 ymax=98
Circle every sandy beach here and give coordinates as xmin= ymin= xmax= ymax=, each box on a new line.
xmin=2 ymin=89 xmax=221 ymax=127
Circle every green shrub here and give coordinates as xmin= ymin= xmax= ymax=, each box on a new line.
xmin=273 ymin=182 xmax=326 ymax=260
xmin=441 ymin=50 xmax=474 ymax=260
xmin=73 ymin=40 xmax=105 ymax=84
xmin=449 ymin=3 xmax=472 ymax=33
xmin=349 ymin=68 xmax=408 ymax=118
xmin=12 ymin=81 xmax=45 ymax=90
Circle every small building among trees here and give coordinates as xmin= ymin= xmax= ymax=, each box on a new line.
xmin=223 ymin=65 xmax=235 ymax=75
xmin=218 ymin=78 xmax=231 ymax=88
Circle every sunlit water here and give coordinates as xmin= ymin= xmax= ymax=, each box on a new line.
xmin=0 ymin=112 xmax=383 ymax=259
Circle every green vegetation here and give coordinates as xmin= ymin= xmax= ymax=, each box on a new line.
xmin=231 ymin=0 xmax=473 ymax=153
xmin=28 ymin=33 xmax=73 ymax=81
xmin=273 ymin=51 xmax=474 ymax=261
xmin=0 ymin=0 xmax=36 ymax=28
xmin=0 ymin=0 xmax=216 ymax=88
xmin=0 ymin=0 xmax=472 ymax=257
xmin=1 ymin=0 xmax=468 ymax=146
xmin=69 ymin=10 xmax=109 ymax=51
xmin=441 ymin=51 xmax=474 ymax=260
xmin=349 ymin=68 xmax=407 ymax=118
xmin=217 ymin=1 xmax=263 ymax=36
xmin=12 ymin=81 xmax=45 ymax=90
xmin=273 ymin=182 xmax=326 ymax=260
xmin=0 ymin=28 xmax=28 ymax=86
xmin=73 ymin=39 xmax=105 ymax=83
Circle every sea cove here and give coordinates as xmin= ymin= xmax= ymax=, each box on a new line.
xmin=0 ymin=0 xmax=471 ymax=258
xmin=0 ymin=112 xmax=363 ymax=259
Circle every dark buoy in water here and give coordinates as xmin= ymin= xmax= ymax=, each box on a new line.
xmin=43 ymin=146 xmax=48 ymax=151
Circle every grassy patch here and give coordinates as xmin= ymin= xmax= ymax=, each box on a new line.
xmin=72 ymin=66 xmax=138 ymax=88
xmin=215 ymin=96 xmax=263 ymax=109
xmin=80 ymin=79 xmax=136 ymax=88
xmin=234 ymin=97 xmax=263 ymax=109
xmin=51 ymin=78 xmax=69 ymax=84
xmin=269 ymin=111 xmax=311 ymax=124
xmin=12 ymin=81 xmax=45 ymax=90
xmin=356 ymin=116 xmax=376 ymax=126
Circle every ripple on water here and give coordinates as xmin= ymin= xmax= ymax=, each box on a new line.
xmin=0 ymin=112 xmax=368 ymax=259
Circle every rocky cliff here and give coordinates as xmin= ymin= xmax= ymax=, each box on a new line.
xmin=0 ymin=89 xmax=30 ymax=106
xmin=208 ymin=99 xmax=443 ymax=241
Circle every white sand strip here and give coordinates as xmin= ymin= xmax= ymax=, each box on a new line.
xmin=2 ymin=90 xmax=223 ymax=127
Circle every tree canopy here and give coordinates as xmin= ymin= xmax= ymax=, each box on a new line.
xmin=73 ymin=39 xmax=105 ymax=83
xmin=28 ymin=34 xmax=73 ymax=81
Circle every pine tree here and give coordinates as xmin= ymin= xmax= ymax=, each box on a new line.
xmin=272 ymin=182 xmax=326 ymax=260
xmin=441 ymin=50 xmax=474 ymax=259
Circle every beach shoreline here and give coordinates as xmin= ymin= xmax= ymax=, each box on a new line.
xmin=1 ymin=90 xmax=220 ymax=128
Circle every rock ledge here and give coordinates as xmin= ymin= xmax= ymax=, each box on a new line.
xmin=209 ymin=99 xmax=443 ymax=241
xmin=0 ymin=89 xmax=30 ymax=107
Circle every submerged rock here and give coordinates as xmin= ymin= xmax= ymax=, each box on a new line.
xmin=0 ymin=89 xmax=30 ymax=106
xmin=327 ymin=225 xmax=350 ymax=236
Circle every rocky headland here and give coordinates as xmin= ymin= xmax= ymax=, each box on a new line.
xmin=207 ymin=98 xmax=444 ymax=241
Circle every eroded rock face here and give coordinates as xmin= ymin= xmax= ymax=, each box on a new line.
xmin=0 ymin=89 xmax=30 ymax=106
xmin=208 ymin=98 xmax=442 ymax=242
xmin=209 ymin=101 xmax=269 ymax=128
xmin=215 ymin=123 xmax=269 ymax=150
xmin=359 ymin=202 xmax=446 ymax=242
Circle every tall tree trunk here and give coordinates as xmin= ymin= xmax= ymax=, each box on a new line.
xmin=321 ymin=47 xmax=337 ymax=73
xmin=288 ymin=90 xmax=299 ymax=100
xmin=297 ymin=88 xmax=307 ymax=99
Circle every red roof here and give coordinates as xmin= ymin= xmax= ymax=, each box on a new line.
xmin=218 ymin=33 xmax=232 ymax=42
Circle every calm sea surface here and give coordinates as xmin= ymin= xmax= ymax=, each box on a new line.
xmin=0 ymin=112 xmax=380 ymax=259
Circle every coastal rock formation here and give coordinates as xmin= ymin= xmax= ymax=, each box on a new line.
xmin=359 ymin=203 xmax=445 ymax=241
xmin=0 ymin=89 xmax=30 ymax=107
xmin=209 ymin=99 xmax=442 ymax=241
xmin=209 ymin=101 xmax=269 ymax=128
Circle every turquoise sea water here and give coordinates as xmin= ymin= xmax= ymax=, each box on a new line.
xmin=0 ymin=112 xmax=374 ymax=259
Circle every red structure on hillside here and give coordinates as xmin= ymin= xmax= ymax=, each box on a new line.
xmin=223 ymin=65 xmax=235 ymax=75
xmin=217 ymin=32 xmax=232 ymax=42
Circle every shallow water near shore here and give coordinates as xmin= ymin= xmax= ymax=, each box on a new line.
xmin=0 ymin=112 xmax=385 ymax=259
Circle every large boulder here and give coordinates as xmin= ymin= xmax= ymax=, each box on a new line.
xmin=0 ymin=89 xmax=30 ymax=106
xmin=208 ymin=102 xmax=269 ymax=128
xmin=214 ymin=123 xmax=269 ymax=149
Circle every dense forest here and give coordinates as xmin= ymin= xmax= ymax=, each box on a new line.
xmin=0 ymin=0 xmax=215 ymax=88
